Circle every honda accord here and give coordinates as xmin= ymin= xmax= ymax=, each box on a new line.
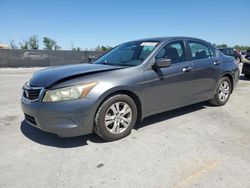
xmin=21 ymin=37 xmax=239 ymax=141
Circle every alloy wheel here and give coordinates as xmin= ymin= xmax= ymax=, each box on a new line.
xmin=218 ymin=80 xmax=230 ymax=102
xmin=104 ymin=102 xmax=132 ymax=134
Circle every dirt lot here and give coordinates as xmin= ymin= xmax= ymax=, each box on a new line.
xmin=0 ymin=65 xmax=249 ymax=188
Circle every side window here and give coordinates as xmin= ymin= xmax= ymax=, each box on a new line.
xmin=155 ymin=41 xmax=185 ymax=64
xmin=209 ymin=46 xmax=218 ymax=58
xmin=189 ymin=42 xmax=212 ymax=60
xmin=139 ymin=45 xmax=155 ymax=60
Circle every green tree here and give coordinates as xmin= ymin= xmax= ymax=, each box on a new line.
xmin=95 ymin=45 xmax=112 ymax=51
xmin=73 ymin=47 xmax=81 ymax=51
xmin=29 ymin=35 xmax=39 ymax=49
xmin=19 ymin=39 xmax=29 ymax=49
xmin=43 ymin=37 xmax=61 ymax=50
xmin=101 ymin=45 xmax=107 ymax=51
xmin=216 ymin=44 xmax=228 ymax=48
xmin=233 ymin=45 xmax=250 ymax=51
xmin=43 ymin=37 xmax=54 ymax=50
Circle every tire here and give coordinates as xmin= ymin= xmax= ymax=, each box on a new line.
xmin=94 ymin=94 xmax=137 ymax=141
xmin=209 ymin=77 xmax=232 ymax=106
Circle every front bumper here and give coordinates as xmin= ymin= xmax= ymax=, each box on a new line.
xmin=21 ymin=96 xmax=97 ymax=137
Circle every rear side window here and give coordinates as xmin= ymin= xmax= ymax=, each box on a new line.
xmin=155 ymin=41 xmax=185 ymax=64
xmin=189 ymin=42 xmax=213 ymax=60
xmin=209 ymin=47 xmax=219 ymax=58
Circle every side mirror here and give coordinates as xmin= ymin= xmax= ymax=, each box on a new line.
xmin=152 ymin=58 xmax=172 ymax=69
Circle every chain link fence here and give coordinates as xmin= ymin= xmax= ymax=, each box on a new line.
xmin=0 ymin=49 xmax=104 ymax=67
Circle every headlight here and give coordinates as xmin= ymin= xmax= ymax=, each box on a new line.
xmin=43 ymin=82 xmax=98 ymax=102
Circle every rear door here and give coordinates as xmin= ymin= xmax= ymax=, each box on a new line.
xmin=187 ymin=41 xmax=221 ymax=101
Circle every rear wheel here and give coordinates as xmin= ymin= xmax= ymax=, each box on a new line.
xmin=94 ymin=94 xmax=137 ymax=141
xmin=210 ymin=77 xmax=232 ymax=106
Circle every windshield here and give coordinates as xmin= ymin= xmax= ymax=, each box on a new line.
xmin=95 ymin=41 xmax=158 ymax=66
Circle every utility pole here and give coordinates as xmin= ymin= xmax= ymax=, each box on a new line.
xmin=71 ymin=40 xmax=74 ymax=50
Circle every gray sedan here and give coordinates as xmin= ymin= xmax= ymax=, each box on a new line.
xmin=21 ymin=37 xmax=239 ymax=141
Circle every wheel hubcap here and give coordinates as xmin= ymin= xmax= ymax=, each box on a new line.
xmin=104 ymin=102 xmax=132 ymax=134
xmin=218 ymin=81 xmax=230 ymax=102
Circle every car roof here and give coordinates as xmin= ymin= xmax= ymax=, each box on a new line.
xmin=128 ymin=36 xmax=209 ymax=43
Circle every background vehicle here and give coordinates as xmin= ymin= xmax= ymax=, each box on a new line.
xmin=241 ymin=50 xmax=246 ymax=56
xmin=21 ymin=37 xmax=239 ymax=141
xmin=246 ymin=49 xmax=250 ymax=57
xmin=219 ymin=48 xmax=242 ymax=63
xmin=242 ymin=50 xmax=250 ymax=78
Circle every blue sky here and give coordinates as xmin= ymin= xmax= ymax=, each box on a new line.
xmin=0 ymin=0 xmax=249 ymax=49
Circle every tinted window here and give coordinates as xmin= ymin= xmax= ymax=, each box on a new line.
xmin=224 ymin=48 xmax=234 ymax=55
xmin=139 ymin=45 xmax=156 ymax=60
xmin=189 ymin=42 xmax=212 ymax=60
xmin=219 ymin=48 xmax=232 ymax=55
xmin=209 ymin=46 xmax=218 ymax=58
xmin=155 ymin=41 xmax=185 ymax=64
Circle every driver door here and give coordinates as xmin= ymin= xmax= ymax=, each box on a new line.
xmin=143 ymin=41 xmax=194 ymax=116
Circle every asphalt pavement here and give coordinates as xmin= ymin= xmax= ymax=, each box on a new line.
xmin=0 ymin=65 xmax=249 ymax=188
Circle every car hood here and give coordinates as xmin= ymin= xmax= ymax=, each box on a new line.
xmin=29 ymin=64 xmax=122 ymax=87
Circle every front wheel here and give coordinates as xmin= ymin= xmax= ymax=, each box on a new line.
xmin=94 ymin=94 xmax=137 ymax=141
xmin=210 ymin=77 xmax=232 ymax=106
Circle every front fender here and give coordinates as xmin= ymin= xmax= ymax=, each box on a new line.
xmin=89 ymin=84 xmax=145 ymax=121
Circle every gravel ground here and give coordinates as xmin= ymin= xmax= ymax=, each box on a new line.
xmin=0 ymin=65 xmax=249 ymax=188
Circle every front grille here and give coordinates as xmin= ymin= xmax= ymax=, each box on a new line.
xmin=23 ymin=88 xmax=41 ymax=100
xmin=24 ymin=114 xmax=37 ymax=125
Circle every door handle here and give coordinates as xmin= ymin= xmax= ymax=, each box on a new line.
xmin=183 ymin=67 xmax=192 ymax=72
xmin=213 ymin=61 xmax=220 ymax=65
